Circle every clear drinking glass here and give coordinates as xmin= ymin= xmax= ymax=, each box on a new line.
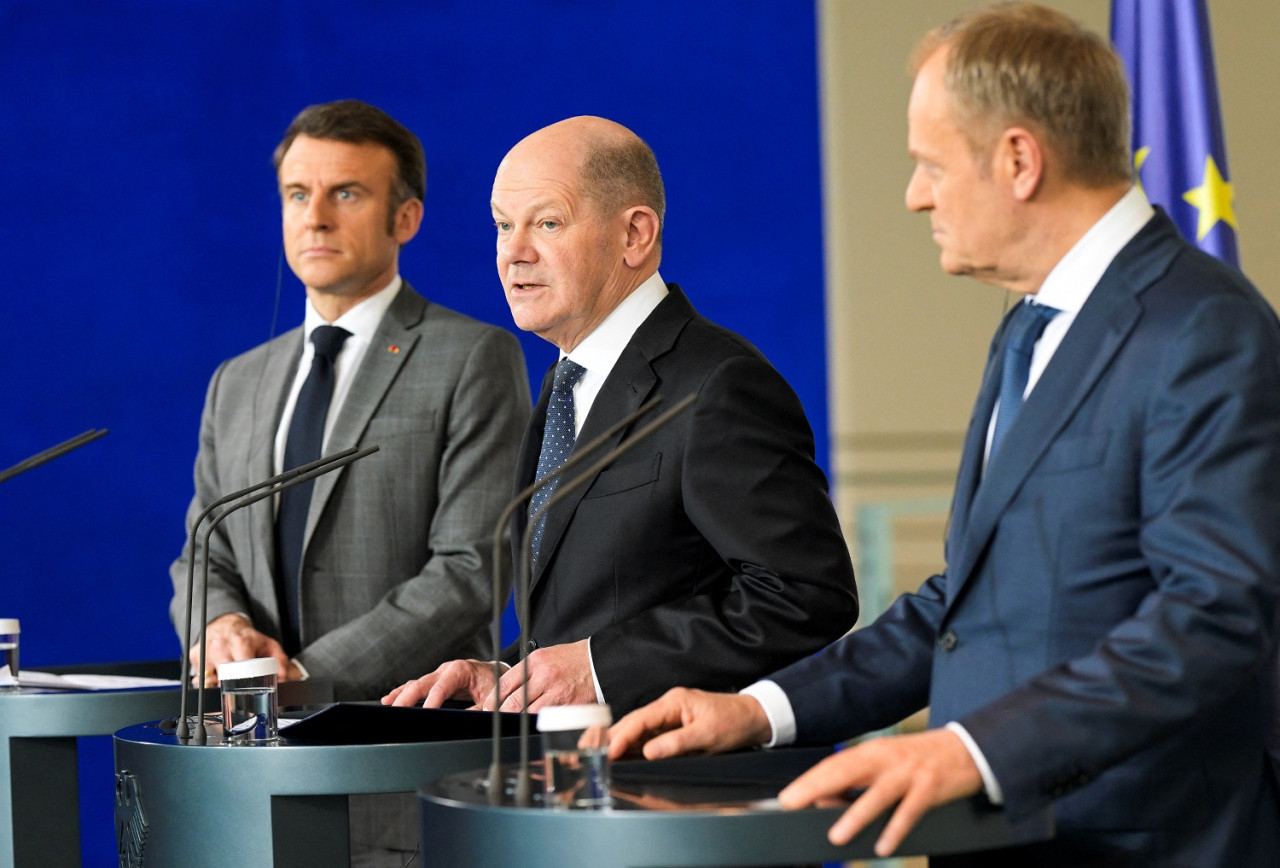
xmin=217 ymin=657 xmax=279 ymax=745
xmin=537 ymin=704 xmax=612 ymax=809
xmin=0 ymin=619 xmax=20 ymax=691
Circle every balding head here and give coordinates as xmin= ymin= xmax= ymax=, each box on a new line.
xmin=500 ymin=116 xmax=665 ymax=242
xmin=491 ymin=117 xmax=664 ymax=352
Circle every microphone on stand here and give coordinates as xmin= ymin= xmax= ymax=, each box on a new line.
xmin=175 ymin=446 xmax=362 ymax=739
xmin=0 ymin=428 xmax=107 ymax=484
xmin=506 ymin=391 xmax=698 ymax=806
xmin=484 ymin=398 xmax=663 ymax=803
xmin=175 ymin=445 xmax=378 ymax=743
xmin=175 ymin=446 xmax=361 ymax=738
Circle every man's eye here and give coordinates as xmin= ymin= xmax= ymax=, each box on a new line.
xmin=540 ymin=220 xmax=559 ymax=230
xmin=495 ymin=221 xmax=511 ymax=232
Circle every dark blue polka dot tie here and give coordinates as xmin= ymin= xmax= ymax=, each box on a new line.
xmin=991 ymin=301 xmax=1059 ymax=456
xmin=529 ymin=358 xmax=586 ymax=565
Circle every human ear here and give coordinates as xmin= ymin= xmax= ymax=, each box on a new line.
xmin=622 ymin=206 xmax=660 ymax=268
xmin=1001 ymin=127 xmax=1044 ymax=201
xmin=393 ymin=197 xmax=424 ymax=245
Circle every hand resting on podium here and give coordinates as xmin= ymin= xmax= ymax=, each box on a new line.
xmin=189 ymin=613 xmax=300 ymax=686
xmin=608 ymin=687 xmax=982 ymax=859
xmin=381 ymin=638 xmax=594 ymax=711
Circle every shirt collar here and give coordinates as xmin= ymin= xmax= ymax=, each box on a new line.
xmin=302 ymin=275 xmax=403 ymax=344
xmin=564 ymin=271 xmax=669 ymax=373
xmin=1033 ymin=186 xmax=1154 ymax=314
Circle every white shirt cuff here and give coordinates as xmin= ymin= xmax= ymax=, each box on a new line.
xmin=586 ymin=637 xmax=606 ymax=704
xmin=739 ymin=680 xmax=795 ymax=747
xmin=945 ymin=721 xmax=1003 ymax=804
xmin=289 ymin=658 xmax=310 ymax=681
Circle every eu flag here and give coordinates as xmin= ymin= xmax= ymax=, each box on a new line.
xmin=1111 ymin=0 xmax=1238 ymax=266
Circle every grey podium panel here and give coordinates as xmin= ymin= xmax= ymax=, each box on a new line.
xmin=418 ymin=747 xmax=1053 ymax=867
xmin=114 ymin=717 xmax=521 ymax=868
xmin=0 ymin=661 xmax=182 ymax=868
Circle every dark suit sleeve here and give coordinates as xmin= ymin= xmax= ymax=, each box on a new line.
xmin=770 ymin=571 xmax=943 ymax=744
xmin=590 ymin=354 xmax=857 ymax=712
xmin=960 ymin=290 xmax=1280 ymax=822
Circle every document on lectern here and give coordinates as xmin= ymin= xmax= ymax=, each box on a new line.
xmin=16 ymin=670 xmax=181 ymax=691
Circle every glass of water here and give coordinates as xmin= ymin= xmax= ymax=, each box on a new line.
xmin=0 ymin=619 xmax=18 ymax=691
xmin=216 ymin=657 xmax=279 ymax=745
xmin=537 ymin=704 xmax=612 ymax=809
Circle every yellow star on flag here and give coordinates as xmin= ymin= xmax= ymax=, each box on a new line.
xmin=1182 ymin=154 xmax=1237 ymax=241
xmin=1133 ymin=145 xmax=1151 ymax=197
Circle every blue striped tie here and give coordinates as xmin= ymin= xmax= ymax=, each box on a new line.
xmin=991 ymin=301 xmax=1059 ymax=456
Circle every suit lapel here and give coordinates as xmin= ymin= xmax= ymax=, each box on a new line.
xmin=945 ymin=214 xmax=1180 ymax=605
xmin=512 ymin=362 xmax=555 ymax=572
xmin=945 ymin=323 xmax=1007 ymax=569
xmin=252 ymin=331 xmax=303 ymax=579
xmin=528 ymin=285 xmax=690 ymax=592
xmin=303 ymin=285 xmax=426 ymax=553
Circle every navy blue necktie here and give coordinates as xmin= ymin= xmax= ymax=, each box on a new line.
xmin=275 ymin=324 xmax=351 ymax=654
xmin=529 ymin=358 xmax=586 ymax=566
xmin=990 ymin=301 xmax=1059 ymax=456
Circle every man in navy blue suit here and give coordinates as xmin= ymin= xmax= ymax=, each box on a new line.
xmin=610 ymin=5 xmax=1280 ymax=865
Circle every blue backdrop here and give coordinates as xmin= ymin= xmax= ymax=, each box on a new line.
xmin=2 ymin=2 xmax=828 ymax=861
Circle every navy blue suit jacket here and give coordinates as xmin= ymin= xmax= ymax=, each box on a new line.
xmin=772 ymin=212 xmax=1280 ymax=864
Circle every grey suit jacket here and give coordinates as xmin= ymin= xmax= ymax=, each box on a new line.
xmin=170 ymin=283 xmax=531 ymax=699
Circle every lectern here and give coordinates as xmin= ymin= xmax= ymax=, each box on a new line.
xmin=418 ymin=747 xmax=1053 ymax=867
xmin=113 ymin=704 xmax=519 ymax=867
xmin=0 ymin=660 xmax=179 ymax=868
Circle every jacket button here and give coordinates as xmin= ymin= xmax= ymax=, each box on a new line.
xmin=939 ymin=630 xmax=958 ymax=651
xmin=525 ymin=639 xmax=539 ymax=653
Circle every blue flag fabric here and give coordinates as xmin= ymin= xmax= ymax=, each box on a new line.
xmin=1111 ymin=0 xmax=1238 ymax=266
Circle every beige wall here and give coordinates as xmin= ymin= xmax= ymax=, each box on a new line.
xmin=818 ymin=1 xmax=1280 ymax=619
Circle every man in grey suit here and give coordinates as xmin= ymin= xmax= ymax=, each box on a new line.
xmin=168 ymin=100 xmax=530 ymax=864
xmin=170 ymin=99 xmax=528 ymax=700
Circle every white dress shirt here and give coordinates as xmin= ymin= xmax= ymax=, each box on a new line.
xmin=561 ymin=271 xmax=669 ymax=435
xmin=743 ymin=187 xmax=1156 ymax=804
xmin=552 ymin=271 xmax=669 ymax=702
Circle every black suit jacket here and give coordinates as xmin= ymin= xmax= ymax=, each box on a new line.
xmin=510 ymin=284 xmax=857 ymax=714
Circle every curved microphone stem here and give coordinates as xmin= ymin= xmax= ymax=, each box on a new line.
xmin=513 ymin=391 xmax=698 ymax=805
xmin=183 ymin=446 xmax=375 ymax=744
xmin=486 ymin=398 xmax=663 ymax=803
xmin=0 ymin=428 xmax=107 ymax=484
xmin=176 ymin=446 xmax=360 ymax=740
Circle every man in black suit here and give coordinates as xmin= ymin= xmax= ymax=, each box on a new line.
xmin=609 ymin=6 xmax=1280 ymax=865
xmin=385 ymin=115 xmax=857 ymax=715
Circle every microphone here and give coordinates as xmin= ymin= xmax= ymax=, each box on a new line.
xmin=0 ymin=429 xmax=107 ymax=484
xmin=484 ymin=397 xmax=662 ymax=801
xmin=503 ymin=391 xmax=698 ymax=806
xmin=175 ymin=446 xmax=362 ymax=739
xmin=175 ymin=446 xmax=361 ymax=737
xmin=176 ymin=445 xmax=378 ymax=743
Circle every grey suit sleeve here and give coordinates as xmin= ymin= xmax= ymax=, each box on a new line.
xmin=168 ymin=361 xmax=256 ymax=649
xmin=294 ymin=328 xmax=530 ymax=697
